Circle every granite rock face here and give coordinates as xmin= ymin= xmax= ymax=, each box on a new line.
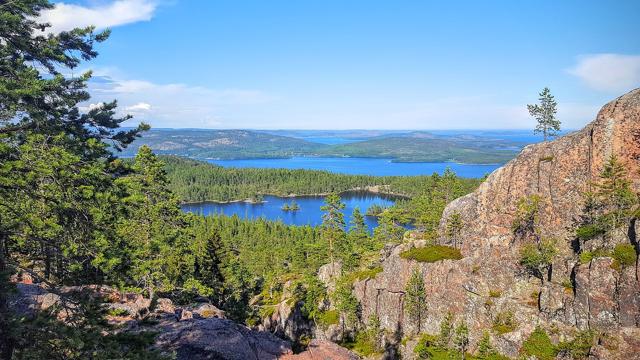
xmin=354 ymin=89 xmax=640 ymax=359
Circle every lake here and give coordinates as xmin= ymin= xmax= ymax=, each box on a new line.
xmin=207 ymin=157 xmax=500 ymax=177
xmin=181 ymin=192 xmax=398 ymax=232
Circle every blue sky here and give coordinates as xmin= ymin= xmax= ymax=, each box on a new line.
xmin=43 ymin=0 xmax=640 ymax=129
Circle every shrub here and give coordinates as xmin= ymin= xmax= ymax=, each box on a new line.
xmin=341 ymin=332 xmax=378 ymax=356
xmin=511 ymin=195 xmax=541 ymax=236
xmin=579 ymin=248 xmax=611 ymax=265
xmin=182 ymin=278 xmax=214 ymax=298
xmin=476 ymin=331 xmax=510 ymax=359
xmin=414 ymin=333 xmax=453 ymax=360
xmin=561 ymin=278 xmax=574 ymax=291
xmin=557 ymin=330 xmax=595 ymax=359
xmin=612 ymin=243 xmax=637 ymax=268
xmin=488 ymin=289 xmax=502 ymax=298
xmin=107 ymin=308 xmax=129 ymax=317
xmin=519 ymin=238 xmax=558 ymax=279
xmin=520 ymin=239 xmax=558 ymax=279
xmin=400 ymin=245 xmax=463 ymax=263
xmin=521 ymin=327 xmax=556 ymax=360
xmin=492 ymin=311 xmax=517 ymax=335
xmin=576 ymin=223 xmax=605 ymax=241
xmin=317 ymin=310 xmax=340 ymax=327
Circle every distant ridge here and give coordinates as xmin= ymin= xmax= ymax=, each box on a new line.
xmin=121 ymin=128 xmax=523 ymax=164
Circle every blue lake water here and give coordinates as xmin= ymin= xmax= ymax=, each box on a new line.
xmin=207 ymin=157 xmax=500 ymax=177
xmin=181 ymin=192 xmax=398 ymax=232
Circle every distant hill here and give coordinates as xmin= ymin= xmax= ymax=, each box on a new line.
xmin=316 ymin=136 xmax=518 ymax=163
xmin=120 ymin=129 xmax=328 ymax=159
xmin=120 ymin=128 xmax=521 ymax=164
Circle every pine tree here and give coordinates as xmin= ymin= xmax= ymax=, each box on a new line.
xmin=595 ymin=156 xmax=637 ymax=231
xmin=575 ymin=156 xmax=638 ymax=246
xmin=453 ymin=321 xmax=470 ymax=358
xmin=349 ymin=207 xmax=369 ymax=244
xmin=477 ymin=331 xmax=495 ymax=358
xmin=404 ymin=268 xmax=427 ymax=333
xmin=320 ymin=193 xmax=346 ymax=266
xmin=373 ymin=208 xmax=407 ymax=245
xmin=0 ymin=1 xmax=148 ymax=357
xmin=527 ymin=87 xmax=561 ymax=141
xmin=437 ymin=311 xmax=454 ymax=348
xmin=446 ymin=212 xmax=463 ymax=249
xmin=116 ymin=146 xmax=187 ymax=300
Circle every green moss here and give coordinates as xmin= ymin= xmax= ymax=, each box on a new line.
xmin=317 ymin=310 xmax=340 ymax=327
xmin=521 ymin=327 xmax=556 ymax=360
xmin=612 ymin=243 xmax=637 ymax=268
xmin=400 ymin=245 xmax=463 ymax=263
xmin=539 ymin=156 xmax=554 ymax=162
xmin=349 ymin=266 xmax=383 ymax=281
xmin=488 ymin=289 xmax=502 ymax=298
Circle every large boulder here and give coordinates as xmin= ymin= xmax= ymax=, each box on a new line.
xmin=153 ymin=317 xmax=293 ymax=360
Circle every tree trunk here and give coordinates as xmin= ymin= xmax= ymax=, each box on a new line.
xmin=0 ymin=235 xmax=14 ymax=360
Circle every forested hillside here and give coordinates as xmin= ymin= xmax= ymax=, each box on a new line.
xmin=119 ymin=129 xmax=327 ymax=159
xmin=120 ymin=128 xmax=520 ymax=164
xmin=163 ymin=155 xmax=481 ymax=201
xmin=316 ymin=136 xmax=517 ymax=163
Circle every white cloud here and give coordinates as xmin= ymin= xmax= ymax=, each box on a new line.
xmin=125 ymin=102 xmax=152 ymax=112
xmin=38 ymin=0 xmax=157 ymax=33
xmin=79 ymin=102 xmax=104 ymax=112
xmin=84 ymin=73 xmax=277 ymax=128
xmin=568 ymin=54 xmax=640 ymax=93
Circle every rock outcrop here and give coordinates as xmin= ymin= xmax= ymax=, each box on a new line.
xmin=354 ymin=89 xmax=640 ymax=359
xmin=154 ymin=317 xmax=293 ymax=360
xmin=11 ymin=282 xmax=294 ymax=359
xmin=280 ymin=339 xmax=360 ymax=360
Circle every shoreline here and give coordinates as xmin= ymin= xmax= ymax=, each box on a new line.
xmin=203 ymin=155 xmax=506 ymax=166
xmin=179 ymin=186 xmax=410 ymax=205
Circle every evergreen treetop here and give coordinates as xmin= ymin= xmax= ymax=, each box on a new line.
xmin=527 ymin=87 xmax=561 ymax=141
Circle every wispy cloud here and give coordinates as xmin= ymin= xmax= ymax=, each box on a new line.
xmin=125 ymin=102 xmax=152 ymax=112
xmin=84 ymin=71 xmax=277 ymax=128
xmin=568 ymin=54 xmax=640 ymax=93
xmin=38 ymin=0 xmax=157 ymax=33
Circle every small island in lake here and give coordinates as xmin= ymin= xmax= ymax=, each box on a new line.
xmin=281 ymin=200 xmax=300 ymax=212
xmin=365 ymin=203 xmax=386 ymax=217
